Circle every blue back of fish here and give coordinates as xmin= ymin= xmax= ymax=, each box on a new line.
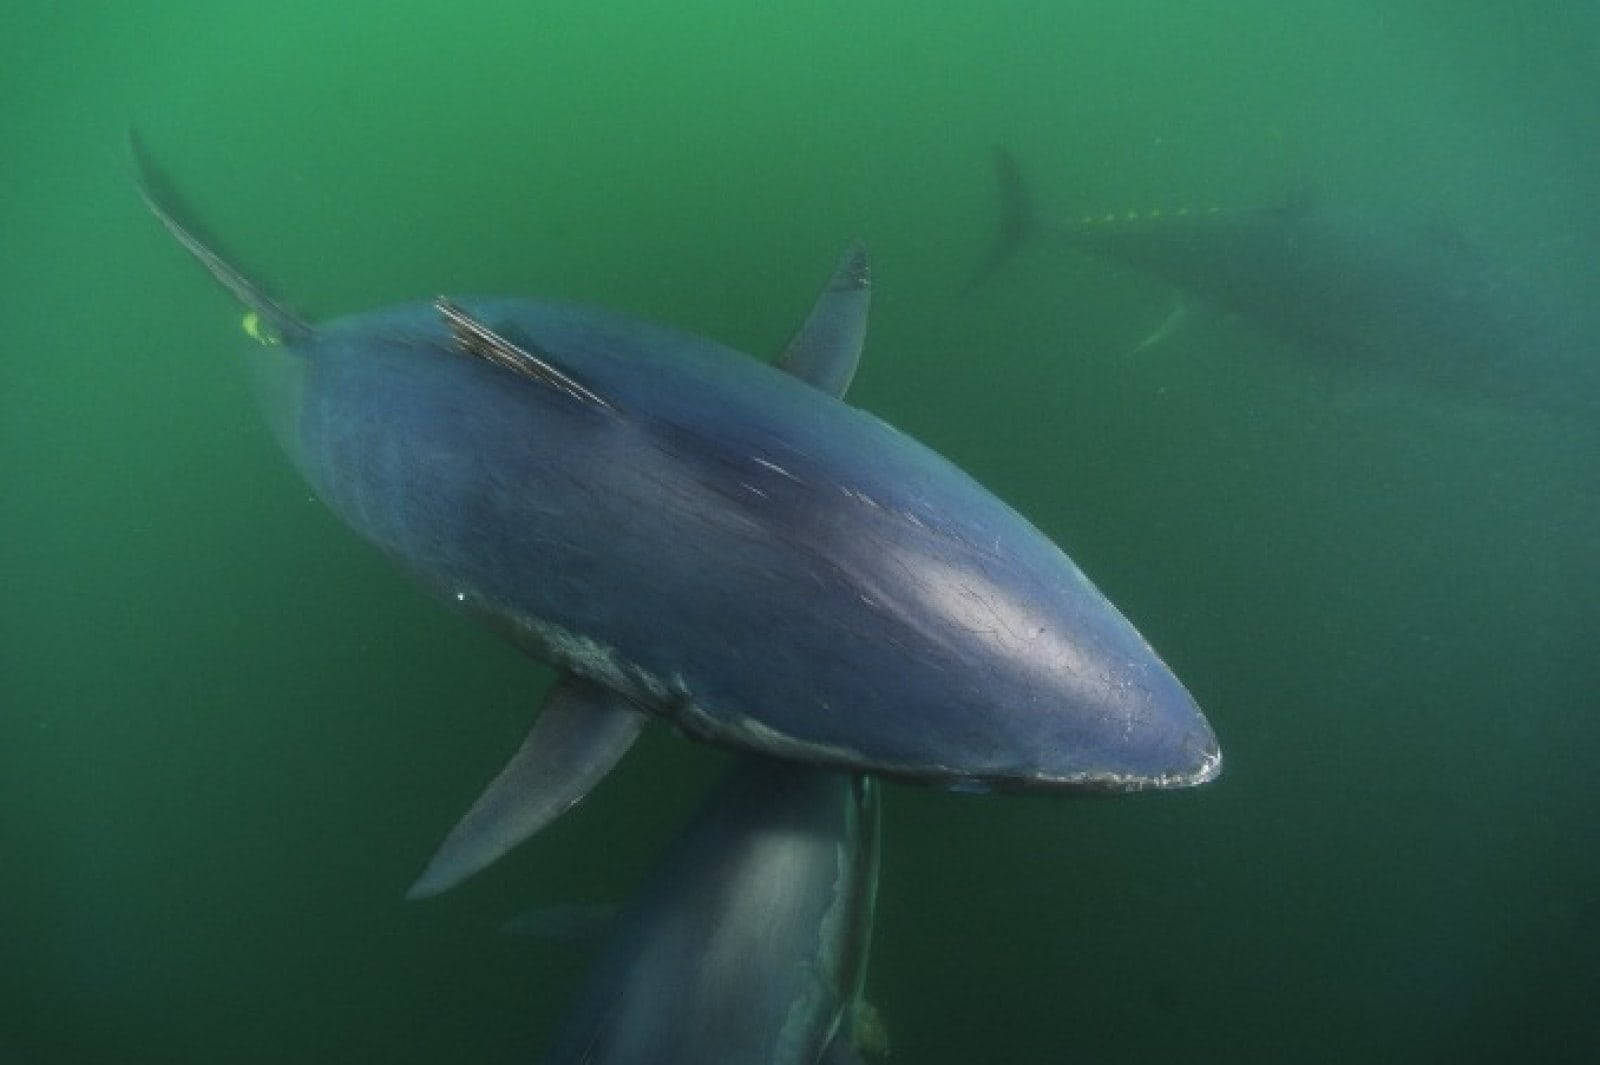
xmin=277 ymin=298 xmax=1216 ymax=789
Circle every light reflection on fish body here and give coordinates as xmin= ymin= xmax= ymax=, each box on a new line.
xmin=539 ymin=761 xmax=880 ymax=1065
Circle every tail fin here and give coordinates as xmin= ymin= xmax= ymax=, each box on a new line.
xmin=962 ymin=145 xmax=1036 ymax=293
xmin=129 ymin=129 xmax=313 ymax=345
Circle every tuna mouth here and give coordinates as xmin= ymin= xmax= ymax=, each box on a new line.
xmin=1155 ymin=719 xmax=1224 ymax=790
xmin=1026 ymin=724 xmax=1224 ymax=793
xmin=932 ymin=735 xmax=1223 ymax=795
xmin=1180 ymin=740 xmax=1224 ymax=787
xmin=1105 ymin=751 xmax=1222 ymax=791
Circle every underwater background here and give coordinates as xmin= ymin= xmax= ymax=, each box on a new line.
xmin=4 ymin=1 xmax=1597 ymax=1062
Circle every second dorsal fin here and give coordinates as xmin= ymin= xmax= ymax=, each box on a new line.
xmin=434 ymin=298 xmax=616 ymax=411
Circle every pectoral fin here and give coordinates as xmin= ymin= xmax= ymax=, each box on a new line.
xmin=405 ymin=675 xmax=646 ymax=900
xmin=778 ymin=243 xmax=870 ymax=399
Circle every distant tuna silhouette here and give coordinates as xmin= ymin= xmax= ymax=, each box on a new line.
xmin=133 ymin=132 xmax=1219 ymax=900
xmin=973 ymin=146 xmax=1596 ymax=417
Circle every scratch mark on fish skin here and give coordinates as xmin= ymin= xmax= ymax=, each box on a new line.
xmin=751 ymin=456 xmax=800 ymax=481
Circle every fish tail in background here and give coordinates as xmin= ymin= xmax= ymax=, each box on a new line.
xmin=962 ymin=144 xmax=1037 ymax=293
xmin=128 ymin=128 xmax=314 ymax=345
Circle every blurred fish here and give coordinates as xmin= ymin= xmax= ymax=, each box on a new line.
xmin=133 ymin=132 xmax=1218 ymax=899
xmin=519 ymin=760 xmax=882 ymax=1065
xmin=975 ymin=146 xmax=1596 ymax=417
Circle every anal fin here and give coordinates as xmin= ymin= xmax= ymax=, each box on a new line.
xmin=405 ymin=675 xmax=646 ymax=900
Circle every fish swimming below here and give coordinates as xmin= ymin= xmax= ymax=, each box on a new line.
xmin=974 ymin=147 xmax=1598 ymax=419
xmin=133 ymin=132 xmax=1219 ymax=899
xmin=512 ymin=759 xmax=883 ymax=1065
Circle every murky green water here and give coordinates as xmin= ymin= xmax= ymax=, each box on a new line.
xmin=6 ymin=2 xmax=1597 ymax=1062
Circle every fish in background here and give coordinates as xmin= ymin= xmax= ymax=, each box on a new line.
xmin=510 ymin=760 xmax=885 ymax=1065
xmin=133 ymin=131 xmax=1218 ymax=901
xmin=972 ymin=146 xmax=1597 ymax=419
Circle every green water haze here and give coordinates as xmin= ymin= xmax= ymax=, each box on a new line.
xmin=5 ymin=2 xmax=1597 ymax=1062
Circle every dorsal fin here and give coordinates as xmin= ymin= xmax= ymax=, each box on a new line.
xmin=777 ymin=242 xmax=870 ymax=399
xmin=433 ymin=299 xmax=616 ymax=411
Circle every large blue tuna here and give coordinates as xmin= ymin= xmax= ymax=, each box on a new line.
xmin=519 ymin=760 xmax=883 ymax=1065
xmin=134 ymin=135 xmax=1219 ymax=898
